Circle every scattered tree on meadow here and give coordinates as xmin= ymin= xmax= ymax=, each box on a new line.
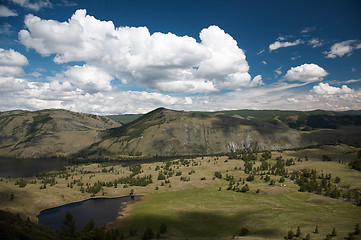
xmin=345 ymin=233 xmax=355 ymax=240
xmin=295 ymin=226 xmax=301 ymax=237
xmin=304 ymin=233 xmax=311 ymax=240
xmin=143 ymin=227 xmax=154 ymax=240
xmin=238 ymin=227 xmax=249 ymax=236
xmin=246 ymin=174 xmax=254 ymax=181
xmin=331 ymin=227 xmax=337 ymax=236
xmin=287 ymin=229 xmax=294 ymax=239
xmin=314 ymin=225 xmax=318 ymax=234
xmin=354 ymin=223 xmax=360 ymax=235
xmin=279 ymin=176 xmax=285 ymax=183
xmin=322 ymin=155 xmax=332 ymax=161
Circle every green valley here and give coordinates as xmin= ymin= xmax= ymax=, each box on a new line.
xmin=1 ymin=143 xmax=361 ymax=239
xmin=0 ymin=108 xmax=361 ymax=239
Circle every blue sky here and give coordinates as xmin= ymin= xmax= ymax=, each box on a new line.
xmin=0 ymin=0 xmax=360 ymax=114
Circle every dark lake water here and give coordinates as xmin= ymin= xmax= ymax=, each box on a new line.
xmin=0 ymin=158 xmax=67 ymax=177
xmin=37 ymin=195 xmax=142 ymax=231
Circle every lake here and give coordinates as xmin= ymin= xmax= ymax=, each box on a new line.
xmin=0 ymin=158 xmax=67 ymax=177
xmin=37 ymin=195 xmax=142 ymax=231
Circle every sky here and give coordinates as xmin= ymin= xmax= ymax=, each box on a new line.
xmin=0 ymin=0 xmax=361 ymax=114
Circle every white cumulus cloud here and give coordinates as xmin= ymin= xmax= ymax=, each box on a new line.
xmin=0 ymin=74 xmax=197 ymax=114
xmin=51 ymin=65 xmax=113 ymax=93
xmin=0 ymin=48 xmax=28 ymax=77
xmin=19 ymin=9 xmax=255 ymax=93
xmin=285 ymin=63 xmax=328 ymax=83
xmin=325 ymin=40 xmax=361 ymax=58
xmin=249 ymin=75 xmax=264 ymax=87
xmin=269 ymin=39 xmax=303 ymax=51
xmin=312 ymin=83 xmax=353 ymax=95
xmin=0 ymin=5 xmax=17 ymax=17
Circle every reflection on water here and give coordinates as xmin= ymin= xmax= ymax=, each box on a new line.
xmin=37 ymin=195 xmax=142 ymax=231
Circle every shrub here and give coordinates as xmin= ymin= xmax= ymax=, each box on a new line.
xmin=246 ymin=175 xmax=254 ymax=182
xmin=160 ymin=223 xmax=167 ymax=234
xmin=238 ymin=227 xmax=249 ymax=236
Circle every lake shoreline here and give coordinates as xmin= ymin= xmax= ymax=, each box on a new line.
xmin=105 ymin=194 xmax=145 ymax=230
xmin=35 ymin=194 xmax=144 ymax=227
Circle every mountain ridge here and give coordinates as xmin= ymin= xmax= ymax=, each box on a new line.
xmin=86 ymin=107 xmax=361 ymax=158
xmin=1 ymin=107 xmax=360 ymax=159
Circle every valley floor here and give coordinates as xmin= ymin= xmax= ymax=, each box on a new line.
xmin=0 ymin=144 xmax=361 ymax=239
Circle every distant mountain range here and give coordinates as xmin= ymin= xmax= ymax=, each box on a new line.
xmin=1 ymin=108 xmax=360 ymax=159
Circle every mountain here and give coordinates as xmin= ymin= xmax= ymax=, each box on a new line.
xmin=0 ymin=109 xmax=121 ymax=158
xmin=0 ymin=108 xmax=360 ymax=159
xmin=86 ymin=108 xmax=361 ymax=157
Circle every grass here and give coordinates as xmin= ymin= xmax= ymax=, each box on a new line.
xmin=0 ymin=144 xmax=360 ymax=239
xmin=120 ymin=187 xmax=360 ymax=239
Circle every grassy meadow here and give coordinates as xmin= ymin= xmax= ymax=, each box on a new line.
xmin=0 ymin=144 xmax=360 ymax=239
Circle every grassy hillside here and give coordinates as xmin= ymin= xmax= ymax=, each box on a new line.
xmin=1 ymin=108 xmax=360 ymax=158
xmin=0 ymin=109 xmax=121 ymax=158
xmin=86 ymin=108 xmax=361 ymax=158
xmin=197 ymin=109 xmax=361 ymax=130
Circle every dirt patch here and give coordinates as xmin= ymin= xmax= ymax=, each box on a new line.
xmin=105 ymin=196 xmax=144 ymax=230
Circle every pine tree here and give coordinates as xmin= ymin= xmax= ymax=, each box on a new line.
xmin=83 ymin=219 xmax=95 ymax=232
xmin=279 ymin=176 xmax=285 ymax=183
xmin=314 ymin=225 xmax=319 ymax=234
xmin=160 ymin=223 xmax=167 ymax=234
xmin=354 ymin=223 xmax=360 ymax=235
xmin=61 ymin=211 xmax=76 ymax=236
xmin=143 ymin=227 xmax=154 ymax=240
xmin=295 ymin=227 xmax=301 ymax=237
xmin=331 ymin=227 xmax=337 ymax=236
xmin=238 ymin=227 xmax=249 ymax=236
xmin=304 ymin=233 xmax=311 ymax=240
xmin=287 ymin=229 xmax=294 ymax=239
xmin=346 ymin=233 xmax=355 ymax=240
